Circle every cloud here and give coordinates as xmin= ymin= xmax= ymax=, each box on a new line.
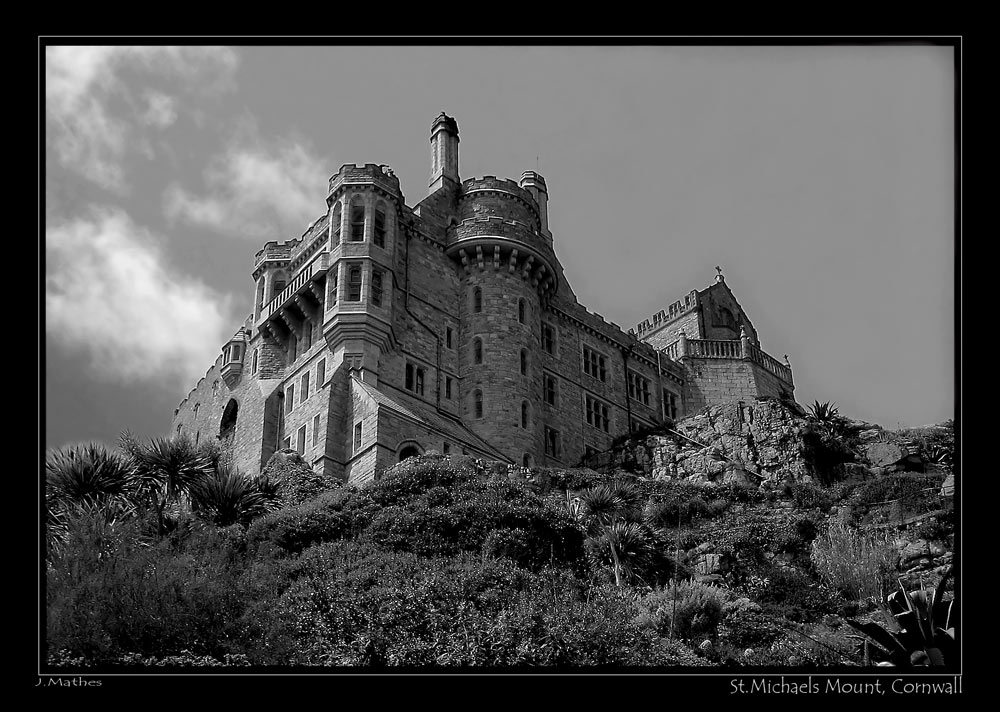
xmin=45 ymin=45 xmax=238 ymax=191
xmin=141 ymin=90 xmax=178 ymax=129
xmin=163 ymin=129 xmax=328 ymax=238
xmin=45 ymin=209 xmax=239 ymax=386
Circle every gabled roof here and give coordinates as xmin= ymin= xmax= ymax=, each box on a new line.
xmin=351 ymin=376 xmax=511 ymax=462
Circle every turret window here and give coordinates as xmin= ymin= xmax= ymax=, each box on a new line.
xmin=521 ymin=400 xmax=530 ymax=429
xmin=371 ymin=269 xmax=384 ymax=307
xmin=473 ymin=337 xmax=483 ymax=364
xmin=374 ymin=204 xmax=386 ymax=248
xmin=520 ymin=349 xmax=528 ymax=376
xmin=272 ymin=280 xmax=286 ymax=302
xmin=350 ymin=199 xmax=365 ymax=241
xmin=445 ymin=377 xmax=452 ymax=399
xmin=473 ymin=287 xmax=482 ymax=313
xmin=252 ymin=348 xmax=259 ymax=374
xmin=517 ymin=298 xmax=526 ymax=324
xmin=474 ymin=390 xmax=483 ymax=419
xmin=331 ymin=202 xmax=342 ymax=244
xmin=347 ymin=265 xmax=362 ymax=301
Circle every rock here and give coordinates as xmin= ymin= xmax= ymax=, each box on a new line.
xmin=698 ymin=640 xmax=714 ymax=653
xmin=866 ymin=442 xmax=905 ymax=467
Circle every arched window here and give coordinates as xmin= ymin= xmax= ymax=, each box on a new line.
xmin=474 ymin=390 xmax=483 ymax=419
xmin=220 ymin=399 xmax=238 ymax=442
xmin=193 ymin=402 xmax=200 ymax=417
xmin=252 ymin=348 xmax=259 ymax=375
xmin=473 ymin=337 xmax=483 ymax=364
xmin=520 ymin=349 xmax=528 ymax=376
xmin=350 ymin=197 xmax=365 ymax=241
xmin=473 ymin=287 xmax=482 ymax=313
xmin=331 ymin=201 xmax=342 ymax=244
xmin=518 ymin=298 xmax=525 ymax=324
xmin=522 ymin=453 xmax=533 ymax=468
xmin=521 ymin=400 xmax=530 ymax=429
xmin=374 ymin=203 xmax=386 ymax=248
xmin=398 ymin=444 xmax=421 ymax=462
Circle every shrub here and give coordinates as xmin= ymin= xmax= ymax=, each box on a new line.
xmin=788 ymin=481 xmax=834 ymax=512
xmin=246 ymin=489 xmax=354 ymax=554
xmin=811 ymin=520 xmax=899 ymax=602
xmin=635 ymin=580 xmax=728 ymax=641
xmin=753 ymin=566 xmax=833 ymax=622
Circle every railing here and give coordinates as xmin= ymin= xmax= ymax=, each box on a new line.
xmin=746 ymin=344 xmax=793 ymax=384
xmin=686 ymin=339 xmax=742 ymax=359
xmin=659 ymin=337 xmax=793 ymax=385
xmin=262 ymin=258 xmax=323 ymax=320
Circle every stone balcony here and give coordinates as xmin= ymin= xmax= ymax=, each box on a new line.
xmin=256 ymin=253 xmax=329 ymax=346
xmin=662 ymin=329 xmax=793 ymax=386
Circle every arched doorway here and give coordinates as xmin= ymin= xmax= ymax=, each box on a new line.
xmin=219 ymin=399 xmax=238 ymax=444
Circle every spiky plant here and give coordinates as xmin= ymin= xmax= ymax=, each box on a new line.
xmin=809 ymin=400 xmax=840 ymax=423
xmin=846 ymin=568 xmax=956 ymax=666
xmin=119 ymin=432 xmax=213 ymax=535
xmin=578 ymin=480 xmax=645 ymax=587
xmin=190 ymin=463 xmax=281 ymax=527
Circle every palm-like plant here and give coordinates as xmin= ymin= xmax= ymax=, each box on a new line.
xmin=809 ymin=400 xmax=840 ymax=423
xmin=190 ymin=462 xmax=281 ymax=527
xmin=120 ymin=432 xmax=213 ymax=535
xmin=45 ymin=443 xmax=138 ymax=553
xmin=577 ymin=481 xmax=645 ymax=587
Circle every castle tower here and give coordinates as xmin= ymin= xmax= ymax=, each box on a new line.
xmin=429 ymin=112 xmax=460 ymax=192
xmin=446 ymin=174 xmax=559 ymax=464
xmin=323 ymin=163 xmax=405 ymax=385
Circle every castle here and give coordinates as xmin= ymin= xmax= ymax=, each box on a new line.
xmin=172 ymin=113 xmax=796 ymax=484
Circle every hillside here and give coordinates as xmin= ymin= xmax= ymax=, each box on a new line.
xmin=44 ymin=399 xmax=956 ymax=670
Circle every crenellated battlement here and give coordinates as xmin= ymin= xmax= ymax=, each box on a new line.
xmin=451 ymin=215 xmax=541 ymax=241
xmin=328 ymin=163 xmax=402 ymax=198
xmin=631 ymin=290 xmax=700 ymax=336
xmin=461 ymin=176 xmax=539 ymax=210
xmin=254 ymin=239 xmax=298 ymax=268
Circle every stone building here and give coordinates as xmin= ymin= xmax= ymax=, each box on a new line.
xmin=171 ymin=113 xmax=796 ymax=484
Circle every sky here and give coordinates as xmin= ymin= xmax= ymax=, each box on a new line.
xmin=43 ymin=42 xmax=957 ymax=453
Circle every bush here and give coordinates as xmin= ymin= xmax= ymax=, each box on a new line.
xmin=753 ymin=566 xmax=833 ymax=622
xmin=635 ymin=580 xmax=728 ymax=641
xmin=811 ymin=520 xmax=899 ymax=602
xmin=246 ymin=489 xmax=355 ymax=554
xmin=788 ymin=482 xmax=834 ymax=512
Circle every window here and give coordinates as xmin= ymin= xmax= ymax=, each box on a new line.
xmin=474 ymin=390 xmax=483 ymax=419
xmin=328 ymin=270 xmax=338 ymax=306
xmin=230 ymin=343 xmax=242 ymax=362
xmin=544 ymin=427 xmax=561 ymax=460
xmin=347 ymin=265 xmax=362 ymax=301
xmin=350 ymin=199 xmax=365 ymax=241
xmin=285 ymin=384 xmax=294 ymax=413
xmin=628 ymin=371 xmax=651 ymax=406
xmin=446 ymin=327 xmax=453 ymax=349
xmin=521 ymin=400 xmax=530 ymax=429
xmin=331 ymin=202 xmax=342 ymax=243
xmin=176 ymin=424 xmax=183 ymax=436
xmin=289 ymin=334 xmax=297 ymax=362
xmin=541 ymin=323 xmax=556 ymax=355
xmin=301 ymin=371 xmax=310 ymax=401
xmin=312 ymin=414 xmax=321 ymax=446
xmin=303 ymin=321 xmax=313 ymax=351
xmin=445 ymin=377 xmax=452 ymax=400
xmin=272 ymin=280 xmax=286 ymax=301
xmin=517 ymin=298 xmax=525 ymax=324
xmin=522 ymin=453 xmax=533 ymax=467
xmin=296 ymin=425 xmax=306 ymax=455
xmin=520 ymin=350 xmax=528 ymax=376
xmin=212 ymin=380 xmax=219 ymax=394
xmin=252 ymin=348 xmax=259 ymax=375
xmin=664 ymin=389 xmax=679 ymax=420
xmin=473 ymin=337 xmax=483 ymax=364
xmin=193 ymin=402 xmax=200 ymax=416
xmin=282 ymin=436 xmax=291 ymax=450
xmin=317 ymin=358 xmax=326 ymax=385
xmin=543 ymin=373 xmax=558 ymax=407
xmin=405 ymin=363 xmax=425 ymax=396
xmin=473 ymin=287 xmax=482 ymax=313
xmin=195 ymin=431 xmax=200 ymax=445
xmin=586 ymin=395 xmax=610 ymax=433
xmin=583 ymin=346 xmax=607 ymax=382
xmin=354 ymin=422 xmax=362 ymax=450
xmin=443 ymin=442 xmax=451 ymax=454
xmin=371 ymin=269 xmax=383 ymax=307
xmin=374 ymin=205 xmax=386 ymax=248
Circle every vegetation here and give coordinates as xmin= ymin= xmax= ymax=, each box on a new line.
xmin=44 ymin=406 xmax=957 ymax=670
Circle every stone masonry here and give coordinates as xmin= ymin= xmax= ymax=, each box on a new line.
xmin=171 ymin=113 xmax=796 ymax=484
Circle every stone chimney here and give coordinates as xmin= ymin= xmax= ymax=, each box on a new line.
xmin=429 ymin=112 xmax=460 ymax=192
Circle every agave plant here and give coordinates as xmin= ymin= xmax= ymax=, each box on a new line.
xmin=846 ymin=568 xmax=956 ymax=666
xmin=809 ymin=400 xmax=840 ymax=423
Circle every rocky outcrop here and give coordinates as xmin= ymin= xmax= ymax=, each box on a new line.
xmin=610 ymin=398 xmax=816 ymax=484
